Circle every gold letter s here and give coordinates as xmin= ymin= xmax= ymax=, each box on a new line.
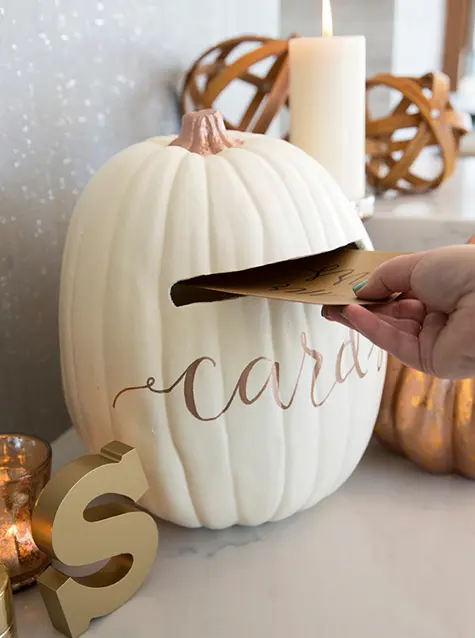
xmin=32 ymin=441 xmax=159 ymax=638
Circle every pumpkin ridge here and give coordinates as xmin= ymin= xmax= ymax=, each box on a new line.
xmin=432 ymin=375 xmax=454 ymax=471
xmin=158 ymin=154 xmax=203 ymax=526
xmin=226 ymin=148 xmax=318 ymax=519
xmin=88 ymin=150 xmax=160 ymax=452
xmin=214 ymin=314 xmax=241 ymax=525
xmin=458 ymin=379 xmax=475 ymax=476
xmin=302 ymin=303 xmax=324 ymax=511
xmin=450 ymin=382 xmax=461 ymax=470
xmin=285 ymin=145 xmax=348 ymax=248
xmin=452 ymin=378 xmax=474 ymax=474
xmin=205 ymin=157 xmax=241 ymax=526
xmin=104 ymin=152 xmax=165 ymax=451
xmin=251 ymin=141 xmax=353 ymax=253
xmin=331 ymin=329 xmax=357 ymax=493
xmin=61 ymin=146 xmax=158 ymax=452
xmin=305 ymin=162 xmax=341 ymax=250
xmin=401 ymin=368 xmax=430 ymax=462
xmin=392 ymin=364 xmax=411 ymax=455
xmin=219 ymin=151 xmax=270 ymax=263
xmin=241 ymin=147 xmax=316 ymax=255
xmin=286 ymin=145 xmax=354 ymax=250
xmin=267 ymin=299 xmax=289 ymax=522
xmin=60 ymin=205 xmax=88 ymax=444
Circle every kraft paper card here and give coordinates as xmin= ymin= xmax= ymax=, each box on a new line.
xmin=173 ymin=245 xmax=407 ymax=307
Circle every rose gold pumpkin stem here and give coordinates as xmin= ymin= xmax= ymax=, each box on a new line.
xmin=169 ymin=109 xmax=243 ymax=155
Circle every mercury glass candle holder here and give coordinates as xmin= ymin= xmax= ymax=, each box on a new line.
xmin=0 ymin=434 xmax=52 ymax=592
xmin=0 ymin=563 xmax=16 ymax=638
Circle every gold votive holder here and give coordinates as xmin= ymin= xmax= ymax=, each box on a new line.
xmin=0 ymin=563 xmax=16 ymax=638
xmin=0 ymin=434 xmax=52 ymax=592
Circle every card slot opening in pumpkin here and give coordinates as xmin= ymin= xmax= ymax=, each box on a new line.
xmin=171 ymin=243 xmax=405 ymax=308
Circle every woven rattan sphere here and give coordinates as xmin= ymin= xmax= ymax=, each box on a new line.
xmin=181 ymin=35 xmax=291 ymax=138
xmin=366 ymin=72 xmax=470 ymax=193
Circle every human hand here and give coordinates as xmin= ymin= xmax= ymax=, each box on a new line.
xmin=321 ymin=245 xmax=475 ymax=379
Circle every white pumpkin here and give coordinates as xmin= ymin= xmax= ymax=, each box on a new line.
xmin=60 ymin=109 xmax=386 ymax=529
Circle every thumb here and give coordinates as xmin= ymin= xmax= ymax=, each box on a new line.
xmin=354 ymin=252 xmax=427 ymax=300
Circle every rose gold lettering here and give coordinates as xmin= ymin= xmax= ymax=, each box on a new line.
xmin=300 ymin=332 xmax=325 ymax=408
xmin=112 ymin=370 xmax=192 ymax=409
xmin=238 ymin=357 xmax=274 ymax=405
xmin=313 ymin=338 xmax=350 ymax=407
xmin=350 ymin=331 xmax=368 ymax=379
xmin=270 ymin=336 xmax=308 ymax=409
xmin=367 ymin=342 xmax=385 ymax=372
xmin=186 ymin=356 xmax=278 ymax=421
xmin=112 ymin=332 xmax=382 ymax=420
xmin=184 ymin=357 xmax=221 ymax=420
xmin=336 ymin=337 xmax=353 ymax=384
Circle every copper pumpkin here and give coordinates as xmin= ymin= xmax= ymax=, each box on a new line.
xmin=375 ymin=235 xmax=475 ymax=478
xmin=375 ymin=357 xmax=475 ymax=477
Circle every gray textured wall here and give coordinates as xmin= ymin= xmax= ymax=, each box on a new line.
xmin=0 ymin=0 xmax=279 ymax=441
xmin=0 ymin=0 xmax=445 ymax=442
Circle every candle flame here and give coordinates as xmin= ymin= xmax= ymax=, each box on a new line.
xmin=322 ymin=0 xmax=333 ymax=37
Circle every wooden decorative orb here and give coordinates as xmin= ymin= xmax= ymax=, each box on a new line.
xmin=366 ymin=72 xmax=470 ymax=193
xmin=181 ymin=35 xmax=292 ymax=138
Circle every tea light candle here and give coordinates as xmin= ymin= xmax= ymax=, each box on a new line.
xmin=289 ymin=0 xmax=366 ymax=202
xmin=0 ymin=434 xmax=52 ymax=591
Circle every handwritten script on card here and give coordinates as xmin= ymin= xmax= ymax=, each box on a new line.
xmin=173 ymin=245 xmax=407 ymax=307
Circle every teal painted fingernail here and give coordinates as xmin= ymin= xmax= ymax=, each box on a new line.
xmin=339 ymin=307 xmax=352 ymax=325
xmin=353 ymin=280 xmax=368 ymax=294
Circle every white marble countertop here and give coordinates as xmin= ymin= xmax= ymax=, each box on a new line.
xmin=13 ymin=429 xmax=475 ymax=638
xmin=13 ymin=156 xmax=475 ymax=637
xmin=366 ymin=156 xmax=475 ymax=251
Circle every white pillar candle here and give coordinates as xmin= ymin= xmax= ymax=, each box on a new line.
xmin=289 ymin=0 xmax=366 ymax=203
